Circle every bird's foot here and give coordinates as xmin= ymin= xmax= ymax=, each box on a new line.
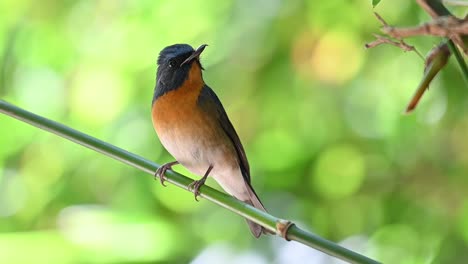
xmin=188 ymin=165 xmax=213 ymax=201
xmin=154 ymin=161 xmax=179 ymax=186
xmin=188 ymin=178 xmax=207 ymax=201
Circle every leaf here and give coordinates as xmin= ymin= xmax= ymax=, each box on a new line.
xmin=405 ymin=43 xmax=451 ymax=114
xmin=372 ymin=0 xmax=381 ymax=8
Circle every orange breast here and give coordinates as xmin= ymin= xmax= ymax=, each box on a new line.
xmin=152 ymin=62 xmax=205 ymax=134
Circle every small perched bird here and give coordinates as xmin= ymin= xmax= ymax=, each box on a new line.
xmin=151 ymin=44 xmax=269 ymax=237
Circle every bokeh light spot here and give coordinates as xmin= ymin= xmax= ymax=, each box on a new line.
xmin=254 ymin=129 xmax=305 ymax=172
xmin=0 ymin=231 xmax=75 ymax=263
xmin=0 ymin=170 xmax=27 ymax=217
xmin=370 ymin=224 xmax=419 ymax=263
xmin=58 ymin=205 xmax=179 ymax=262
xmin=13 ymin=67 xmax=65 ymax=119
xmin=344 ymin=81 xmax=399 ymax=138
xmin=191 ymin=244 xmax=268 ymax=264
xmin=312 ymin=144 xmax=366 ymax=199
xmin=310 ymin=31 xmax=364 ymax=85
xmin=70 ymin=68 xmax=129 ymax=125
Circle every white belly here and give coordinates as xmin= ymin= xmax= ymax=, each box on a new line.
xmin=156 ymin=127 xmax=250 ymax=200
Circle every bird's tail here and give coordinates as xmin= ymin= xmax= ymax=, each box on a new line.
xmin=243 ymin=183 xmax=274 ymax=238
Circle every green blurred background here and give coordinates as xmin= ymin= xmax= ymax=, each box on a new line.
xmin=0 ymin=0 xmax=467 ymax=263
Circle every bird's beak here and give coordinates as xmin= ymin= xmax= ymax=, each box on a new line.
xmin=181 ymin=44 xmax=208 ymax=66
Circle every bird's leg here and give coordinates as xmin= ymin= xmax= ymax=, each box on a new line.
xmin=154 ymin=161 xmax=179 ymax=186
xmin=188 ymin=165 xmax=213 ymax=201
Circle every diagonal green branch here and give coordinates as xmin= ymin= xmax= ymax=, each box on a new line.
xmin=0 ymin=99 xmax=381 ymax=264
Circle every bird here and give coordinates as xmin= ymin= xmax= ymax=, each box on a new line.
xmin=151 ymin=44 xmax=270 ymax=237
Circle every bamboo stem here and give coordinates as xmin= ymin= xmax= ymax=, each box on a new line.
xmin=0 ymin=99 xmax=381 ymax=264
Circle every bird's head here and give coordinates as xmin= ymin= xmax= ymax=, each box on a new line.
xmin=155 ymin=44 xmax=207 ymax=95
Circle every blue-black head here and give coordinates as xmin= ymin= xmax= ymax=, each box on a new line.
xmin=153 ymin=44 xmax=207 ymax=101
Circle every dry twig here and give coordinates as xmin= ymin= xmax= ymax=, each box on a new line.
xmin=416 ymin=0 xmax=467 ymax=53
xmin=365 ymin=34 xmax=420 ymax=53
xmin=382 ymin=16 xmax=468 ymax=38
xmin=366 ymin=13 xmax=424 ymax=59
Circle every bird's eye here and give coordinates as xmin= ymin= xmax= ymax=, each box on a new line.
xmin=168 ymin=59 xmax=176 ymax=68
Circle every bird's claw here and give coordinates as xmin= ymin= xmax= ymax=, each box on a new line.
xmin=188 ymin=165 xmax=212 ymax=201
xmin=188 ymin=179 xmax=206 ymax=201
xmin=154 ymin=161 xmax=178 ymax=187
xmin=154 ymin=166 xmax=168 ymax=186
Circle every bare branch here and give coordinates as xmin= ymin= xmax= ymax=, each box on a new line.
xmin=416 ymin=0 xmax=467 ymax=54
xmin=367 ymin=13 xmax=425 ymax=59
xmin=382 ymin=16 xmax=468 ymax=38
xmin=366 ymin=34 xmax=418 ymax=53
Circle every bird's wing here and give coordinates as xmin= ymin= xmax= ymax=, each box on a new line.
xmin=197 ymin=85 xmax=251 ymax=183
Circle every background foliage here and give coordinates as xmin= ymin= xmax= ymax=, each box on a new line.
xmin=0 ymin=0 xmax=467 ymax=263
